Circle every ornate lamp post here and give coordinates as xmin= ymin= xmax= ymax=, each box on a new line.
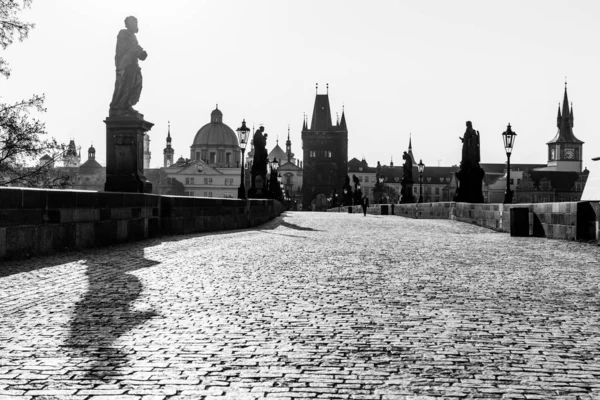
xmin=417 ymin=159 xmax=425 ymax=203
xmin=236 ymin=119 xmax=250 ymax=199
xmin=502 ymin=123 xmax=517 ymax=204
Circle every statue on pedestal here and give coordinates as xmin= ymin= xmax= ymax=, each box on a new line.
xmin=454 ymin=121 xmax=484 ymax=203
xmin=249 ymin=126 xmax=268 ymax=198
xmin=109 ymin=16 xmax=148 ymax=119
xmin=400 ymin=151 xmax=414 ymax=203
xmin=104 ymin=16 xmax=153 ymax=194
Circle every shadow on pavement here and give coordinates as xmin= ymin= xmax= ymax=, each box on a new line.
xmin=64 ymin=245 xmax=159 ymax=380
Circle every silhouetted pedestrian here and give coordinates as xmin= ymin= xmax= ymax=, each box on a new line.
xmin=361 ymin=195 xmax=369 ymax=216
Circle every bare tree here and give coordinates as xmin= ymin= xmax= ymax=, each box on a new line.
xmin=0 ymin=0 xmax=69 ymax=188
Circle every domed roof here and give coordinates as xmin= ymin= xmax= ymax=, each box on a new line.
xmin=192 ymin=107 xmax=239 ymax=148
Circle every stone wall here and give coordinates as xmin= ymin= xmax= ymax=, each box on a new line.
xmin=0 ymin=188 xmax=284 ymax=260
xmin=328 ymin=201 xmax=600 ymax=243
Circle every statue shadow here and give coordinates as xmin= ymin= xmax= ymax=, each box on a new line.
xmin=258 ymin=213 xmax=320 ymax=232
xmin=64 ymin=244 xmax=160 ymax=380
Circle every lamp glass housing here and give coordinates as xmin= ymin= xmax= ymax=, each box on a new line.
xmin=417 ymin=159 xmax=425 ymax=174
xmin=502 ymin=124 xmax=516 ymax=155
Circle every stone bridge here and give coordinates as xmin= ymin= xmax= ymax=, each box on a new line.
xmin=1 ymin=211 xmax=600 ymax=399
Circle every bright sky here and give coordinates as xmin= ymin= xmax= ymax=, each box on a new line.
xmin=3 ymin=0 xmax=600 ymax=169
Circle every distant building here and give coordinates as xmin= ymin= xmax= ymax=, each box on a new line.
xmin=73 ymin=145 xmax=105 ymax=191
xmin=302 ymin=87 xmax=348 ymax=210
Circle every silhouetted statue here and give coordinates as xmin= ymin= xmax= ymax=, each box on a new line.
xmin=402 ymin=152 xmax=413 ymax=183
xmin=251 ymin=126 xmax=268 ymax=178
xmin=454 ymin=121 xmax=484 ymax=203
xmin=109 ymin=16 xmax=148 ymax=118
xmin=249 ymin=126 xmax=268 ymax=198
xmin=400 ymin=151 xmax=414 ymax=203
xmin=460 ymin=121 xmax=480 ymax=166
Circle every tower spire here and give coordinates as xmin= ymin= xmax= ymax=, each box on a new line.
xmin=407 ymin=133 xmax=416 ymax=165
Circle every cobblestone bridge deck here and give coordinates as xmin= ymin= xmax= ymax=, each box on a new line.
xmin=1 ymin=212 xmax=600 ymax=399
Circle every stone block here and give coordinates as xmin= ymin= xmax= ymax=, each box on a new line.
xmin=36 ymin=225 xmax=54 ymax=255
xmin=75 ymin=223 xmax=95 ymax=248
xmin=0 ymin=188 xmax=23 ymax=208
xmin=116 ymin=219 xmax=128 ymax=241
xmin=0 ymin=227 xmax=6 ymax=258
xmin=73 ymin=208 xmax=99 ymax=223
xmin=47 ymin=191 xmax=76 ymax=208
xmin=95 ymin=220 xmax=117 ymax=246
xmin=22 ymin=190 xmax=47 ymax=209
xmin=51 ymin=224 xmax=76 ymax=251
xmin=129 ymin=218 xmax=146 ymax=240
xmin=75 ymin=192 xmax=98 ymax=208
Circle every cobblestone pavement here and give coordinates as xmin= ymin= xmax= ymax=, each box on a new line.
xmin=1 ymin=212 xmax=600 ymax=400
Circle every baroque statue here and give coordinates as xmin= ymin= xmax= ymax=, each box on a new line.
xmin=400 ymin=151 xmax=414 ymax=203
xmin=454 ymin=121 xmax=484 ymax=203
xmin=251 ymin=126 xmax=268 ymax=178
xmin=109 ymin=16 xmax=148 ymax=118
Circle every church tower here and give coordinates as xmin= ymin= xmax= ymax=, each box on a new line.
xmin=546 ymin=83 xmax=583 ymax=172
xmin=407 ymin=133 xmax=417 ymax=166
xmin=301 ymin=84 xmax=348 ymax=210
xmin=285 ymin=126 xmax=293 ymax=163
xmin=163 ymin=122 xmax=175 ymax=168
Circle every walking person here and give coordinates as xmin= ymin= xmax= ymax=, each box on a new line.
xmin=361 ymin=194 xmax=369 ymax=216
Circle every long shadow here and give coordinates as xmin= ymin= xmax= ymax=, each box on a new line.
xmin=64 ymin=244 xmax=159 ymax=380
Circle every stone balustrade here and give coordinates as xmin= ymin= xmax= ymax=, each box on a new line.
xmin=330 ymin=201 xmax=600 ymax=243
xmin=0 ymin=188 xmax=284 ymax=260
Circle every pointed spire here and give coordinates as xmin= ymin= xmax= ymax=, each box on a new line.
xmin=339 ymin=109 xmax=347 ymax=130
xmin=549 ymin=82 xmax=582 ymax=144
xmin=407 ymin=133 xmax=416 ymax=165
xmin=167 ymin=120 xmax=172 ymax=144
xmin=316 ymin=83 xmax=318 ymax=94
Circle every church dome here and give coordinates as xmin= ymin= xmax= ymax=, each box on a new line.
xmin=192 ymin=107 xmax=239 ymax=148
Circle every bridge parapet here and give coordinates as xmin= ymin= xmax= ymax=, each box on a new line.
xmin=0 ymin=188 xmax=284 ymax=260
xmin=329 ymin=202 xmax=599 ymax=243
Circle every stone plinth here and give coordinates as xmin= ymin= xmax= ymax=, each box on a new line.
xmin=454 ymin=165 xmax=484 ymax=203
xmin=104 ymin=116 xmax=153 ymax=193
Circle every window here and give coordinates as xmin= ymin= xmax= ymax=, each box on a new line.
xmin=224 ymin=192 xmax=233 ymax=198
xmin=509 ymin=178 xmax=514 ymax=185
xmin=218 ymin=150 xmax=224 ymax=163
xmin=364 ymin=176 xmax=369 ymax=183
xmin=224 ymin=178 xmax=234 ymax=186
xmin=326 ymin=151 xmax=332 ymax=158
xmin=185 ymin=177 xmax=190 ymax=184
xmin=204 ymin=177 xmax=213 ymax=184
xmin=359 ymin=176 xmax=363 ymax=182
xmin=435 ymin=187 xmax=439 ymax=195
xmin=204 ymin=191 xmax=213 ymax=197
xmin=185 ymin=191 xmax=194 ymax=196
xmin=190 ymin=177 xmax=195 ymax=185
xmin=201 ymin=150 xmax=207 ymax=161
xmin=310 ymin=150 xmax=316 ymax=158
xmin=210 ymin=152 xmax=216 ymax=163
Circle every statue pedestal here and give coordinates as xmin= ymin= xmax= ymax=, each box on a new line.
xmin=400 ymin=182 xmax=415 ymax=203
xmin=104 ymin=116 xmax=154 ymax=193
xmin=453 ymin=165 xmax=484 ymax=203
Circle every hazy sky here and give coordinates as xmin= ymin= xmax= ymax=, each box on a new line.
xmin=3 ymin=0 xmax=599 ymax=168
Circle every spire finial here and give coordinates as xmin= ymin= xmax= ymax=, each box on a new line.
xmin=288 ymin=125 xmax=290 ymax=139
xmin=216 ymin=103 xmax=218 ymax=109
xmin=316 ymin=83 xmax=318 ymax=94
xmin=565 ymin=77 xmax=567 ymax=89
xmin=326 ymin=83 xmax=329 ymax=94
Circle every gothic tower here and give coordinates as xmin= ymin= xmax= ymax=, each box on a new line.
xmin=546 ymin=83 xmax=583 ymax=172
xmin=301 ymin=85 xmax=348 ymax=210
xmin=163 ymin=122 xmax=175 ymax=168
xmin=285 ymin=126 xmax=293 ymax=164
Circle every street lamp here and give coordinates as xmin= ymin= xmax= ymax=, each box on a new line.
xmin=502 ymin=123 xmax=517 ymax=204
xmin=236 ymin=119 xmax=250 ymax=199
xmin=417 ymin=159 xmax=425 ymax=203
xmin=378 ymin=176 xmax=384 ymax=204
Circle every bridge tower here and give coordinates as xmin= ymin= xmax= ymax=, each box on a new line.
xmin=301 ymin=85 xmax=348 ymax=211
